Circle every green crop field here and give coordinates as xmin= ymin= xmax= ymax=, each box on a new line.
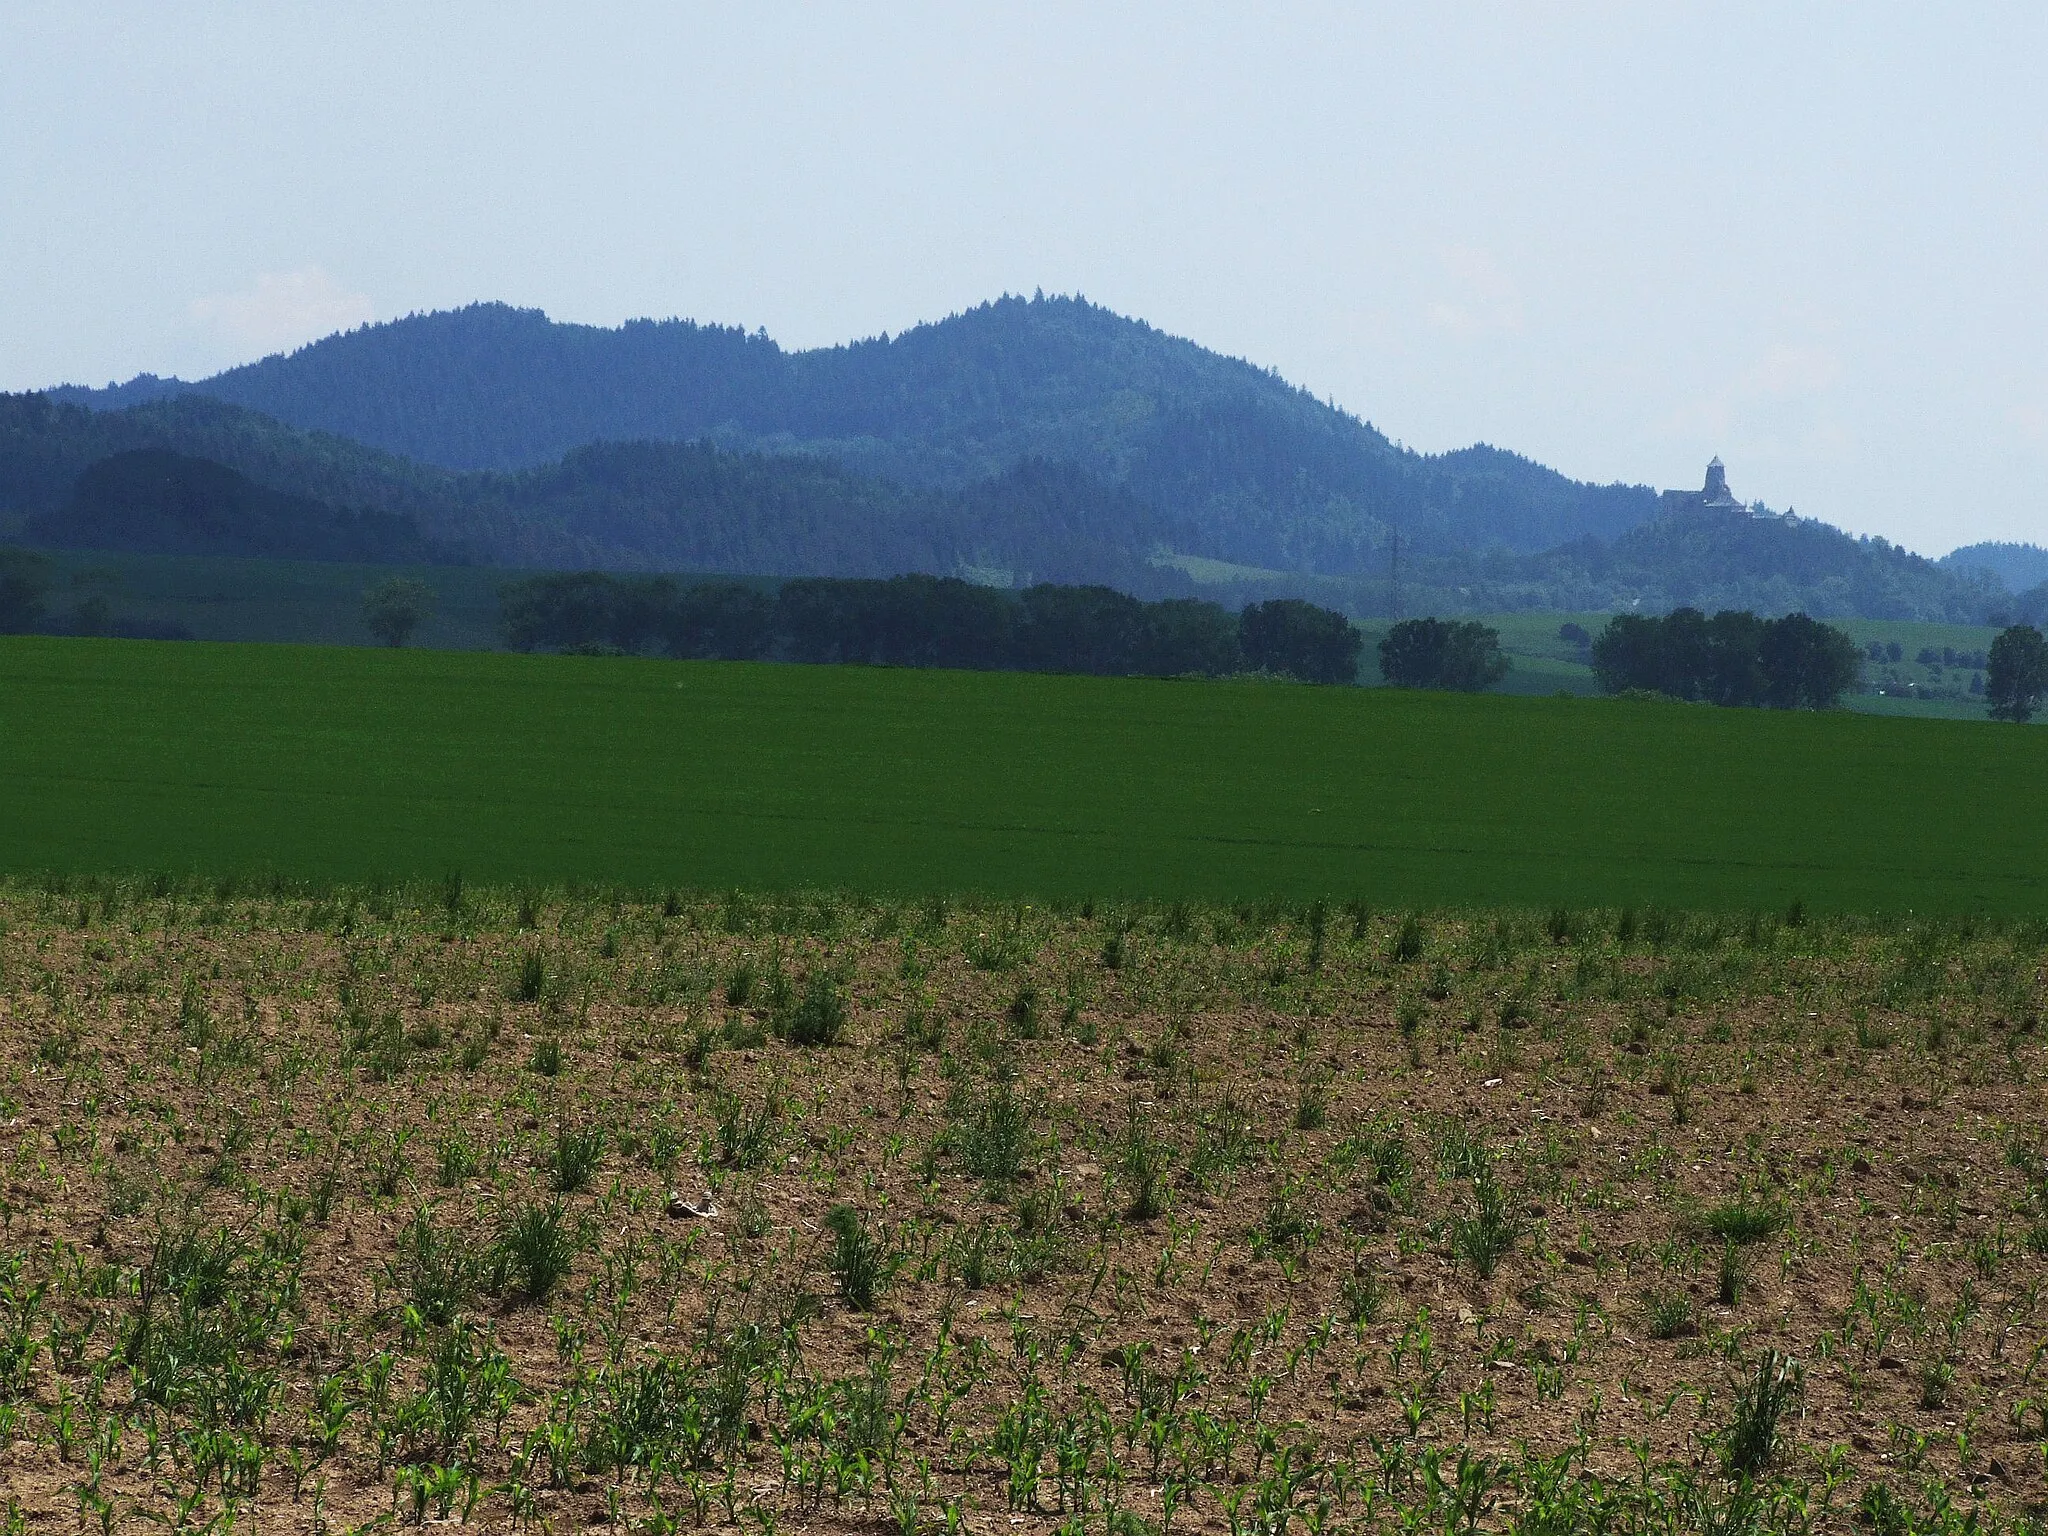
xmin=4 ymin=634 xmax=2045 ymax=911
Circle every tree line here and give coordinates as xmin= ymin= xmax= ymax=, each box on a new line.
xmin=1588 ymin=608 xmax=1863 ymax=708
xmin=499 ymin=571 xmax=1365 ymax=683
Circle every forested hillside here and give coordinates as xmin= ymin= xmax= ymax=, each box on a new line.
xmin=28 ymin=448 xmax=454 ymax=564
xmin=1941 ymin=541 xmax=2048 ymax=593
xmin=14 ymin=297 xmax=2009 ymax=622
xmin=48 ymin=295 xmax=1662 ymax=567
xmin=1516 ymin=506 xmax=2000 ymax=623
xmin=0 ymin=393 xmax=1194 ymax=589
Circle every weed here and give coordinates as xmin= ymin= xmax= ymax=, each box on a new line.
xmin=1699 ymin=1200 xmax=1781 ymax=1245
xmin=548 ymin=1123 xmax=606 ymax=1193
xmin=1390 ymin=913 xmax=1425 ymax=963
xmin=776 ymin=969 xmax=848 ymax=1047
xmin=491 ymin=1201 xmax=578 ymax=1302
xmin=1717 ymin=1240 xmax=1746 ymax=1306
xmin=724 ymin=959 xmax=756 ymax=1006
xmin=950 ymin=1083 xmax=1031 ymax=1185
xmin=824 ymin=1205 xmax=888 ymax=1310
xmin=388 ymin=1206 xmax=478 ymax=1327
xmin=710 ymin=1086 xmax=778 ymax=1170
xmin=1447 ymin=1167 xmax=1522 ymax=1280
xmin=1119 ymin=1108 xmax=1169 ymax=1219
xmin=1642 ymin=1289 xmax=1697 ymax=1340
xmin=1723 ymin=1349 xmax=1803 ymax=1473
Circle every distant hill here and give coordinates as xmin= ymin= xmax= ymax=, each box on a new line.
xmin=46 ymin=296 xmax=1662 ymax=568
xmin=27 ymin=448 xmax=456 ymax=565
xmin=1941 ymin=541 xmax=2048 ymax=593
xmin=1518 ymin=505 xmax=1999 ymax=623
xmin=0 ymin=392 xmax=1190 ymax=589
xmin=12 ymin=296 xmax=2010 ymax=623
xmin=0 ymin=390 xmax=2005 ymax=621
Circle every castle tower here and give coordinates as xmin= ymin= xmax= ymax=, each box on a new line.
xmin=1700 ymin=456 xmax=1740 ymax=510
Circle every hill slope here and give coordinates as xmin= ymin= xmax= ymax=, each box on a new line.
xmin=1941 ymin=541 xmax=2048 ymax=593
xmin=26 ymin=448 xmax=455 ymax=564
xmin=0 ymin=393 xmax=1188 ymax=589
xmin=48 ymin=296 xmax=1662 ymax=567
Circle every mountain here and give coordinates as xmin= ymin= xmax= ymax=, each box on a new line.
xmin=26 ymin=448 xmax=455 ymax=565
xmin=1519 ymin=505 xmax=1999 ymax=622
xmin=1941 ymin=541 xmax=2048 ymax=594
xmin=15 ymin=298 xmax=2009 ymax=623
xmin=0 ymin=390 xmax=451 ymax=526
xmin=46 ymin=295 xmax=1663 ymax=568
xmin=0 ymin=392 xmax=1189 ymax=589
xmin=0 ymin=389 xmax=2005 ymax=621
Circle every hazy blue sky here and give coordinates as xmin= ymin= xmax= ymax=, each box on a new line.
xmin=5 ymin=3 xmax=2044 ymax=555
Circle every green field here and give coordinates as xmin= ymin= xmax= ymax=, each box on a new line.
xmin=5 ymin=635 xmax=2045 ymax=911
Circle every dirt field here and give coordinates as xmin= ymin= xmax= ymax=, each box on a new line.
xmin=1 ymin=880 xmax=2044 ymax=1533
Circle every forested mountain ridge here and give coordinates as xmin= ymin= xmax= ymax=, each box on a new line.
xmin=0 ymin=392 xmax=1192 ymax=589
xmin=1940 ymin=541 xmax=2048 ymax=594
xmin=28 ymin=448 xmax=456 ymax=565
xmin=0 ymin=388 xmax=2007 ymax=621
xmin=47 ymin=295 xmax=1663 ymax=568
xmin=1520 ymin=505 xmax=2000 ymax=623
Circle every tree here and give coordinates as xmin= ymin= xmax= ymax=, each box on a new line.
xmin=1592 ymin=608 xmax=1857 ymax=709
xmin=0 ymin=548 xmax=52 ymax=634
xmin=1240 ymin=599 xmax=1363 ymax=684
xmin=1756 ymin=613 xmax=1860 ymax=708
xmin=362 ymin=577 xmax=436 ymax=648
xmin=1588 ymin=614 xmax=1660 ymax=694
xmin=1136 ymin=598 xmax=1240 ymax=677
xmin=1986 ymin=624 xmax=2048 ymax=722
xmin=665 ymin=581 xmax=775 ymax=661
xmin=1378 ymin=618 xmax=1509 ymax=692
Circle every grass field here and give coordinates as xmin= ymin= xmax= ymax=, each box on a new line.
xmin=5 ymin=636 xmax=2047 ymax=912
xmin=0 ymin=884 xmax=2042 ymax=1531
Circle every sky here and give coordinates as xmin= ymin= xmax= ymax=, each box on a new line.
xmin=4 ymin=3 xmax=2045 ymax=557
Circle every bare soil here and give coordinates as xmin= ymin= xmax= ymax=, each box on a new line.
xmin=0 ymin=883 xmax=2043 ymax=1533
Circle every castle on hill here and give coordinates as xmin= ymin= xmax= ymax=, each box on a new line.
xmin=1661 ymin=458 xmax=1789 ymax=521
